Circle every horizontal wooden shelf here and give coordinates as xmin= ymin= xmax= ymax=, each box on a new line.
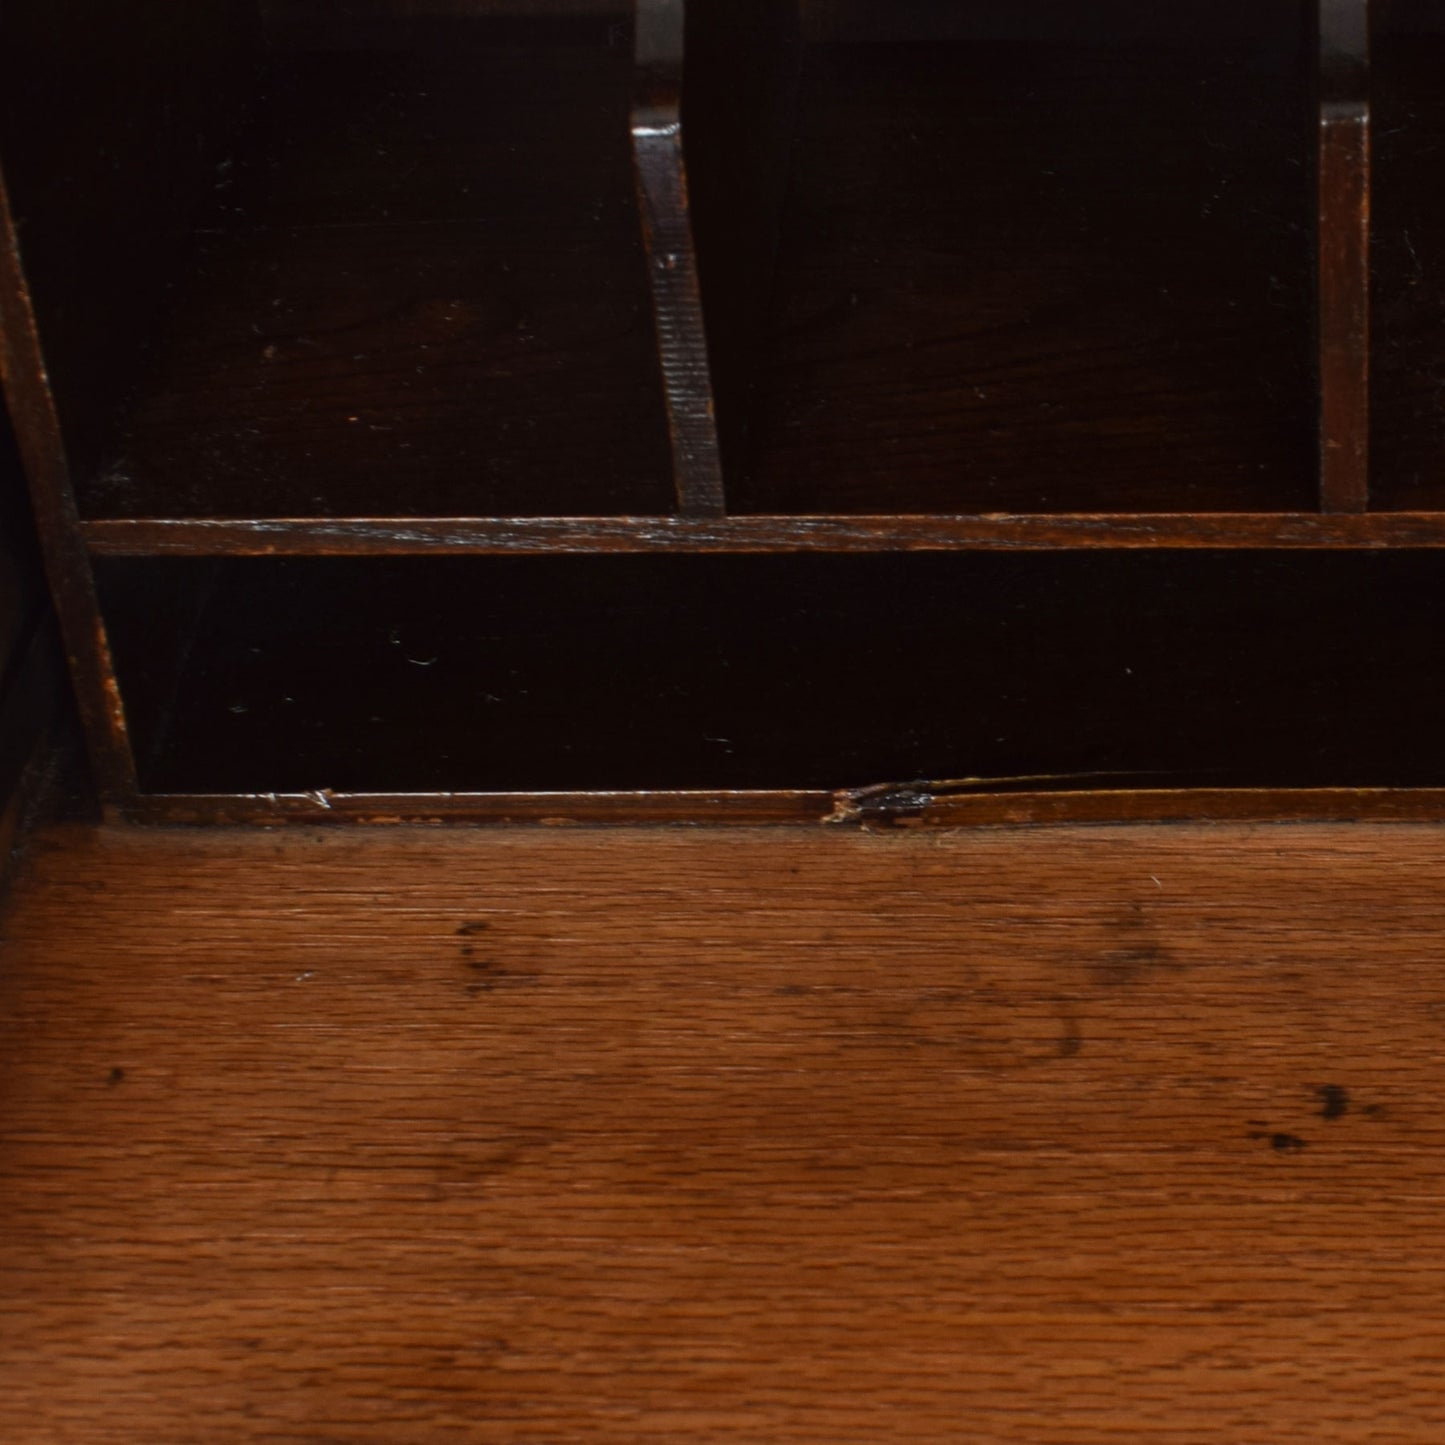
xmin=82 ymin=511 xmax=1445 ymax=556
xmin=113 ymin=786 xmax=1445 ymax=828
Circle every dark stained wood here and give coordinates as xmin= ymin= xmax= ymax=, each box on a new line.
xmin=0 ymin=168 xmax=137 ymax=802
xmin=7 ymin=821 xmax=1445 ymax=1440
xmin=680 ymin=0 xmax=800 ymax=495
xmin=1370 ymin=17 xmax=1445 ymax=509
xmin=804 ymin=0 xmax=1312 ymax=45
xmin=115 ymin=786 xmax=1445 ymax=828
xmin=13 ymin=4 xmax=1445 ymax=826
xmin=633 ymin=0 xmax=727 ymax=516
xmin=630 ymin=0 xmax=799 ymax=516
xmin=81 ymin=509 xmax=1445 ymax=556
xmin=121 ymin=790 xmax=831 ymax=826
xmin=0 ymin=0 xmax=262 ymax=484
xmin=1317 ymin=0 xmax=1372 ymax=512
xmin=0 ymin=405 xmax=46 ymax=686
xmin=0 ymin=613 xmax=64 ymax=815
xmin=736 ymin=19 xmax=1318 ymax=515
xmin=0 ymin=0 xmax=262 ymax=803
xmin=0 ymin=410 xmax=63 ymax=813
xmin=266 ymin=0 xmax=624 ymax=40
xmin=86 ymin=28 xmax=674 ymax=523
xmin=92 ymin=551 xmax=1445 ymax=802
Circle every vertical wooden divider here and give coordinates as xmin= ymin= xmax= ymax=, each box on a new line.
xmin=633 ymin=0 xmax=727 ymax=518
xmin=0 ymin=168 xmax=138 ymax=803
xmin=1318 ymin=0 xmax=1372 ymax=513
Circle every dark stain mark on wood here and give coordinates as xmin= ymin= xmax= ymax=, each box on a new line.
xmin=1058 ymin=1032 xmax=1083 ymax=1059
xmin=1090 ymin=902 xmax=1176 ymax=989
xmin=1319 ymin=1083 xmax=1350 ymax=1120
xmin=462 ymin=956 xmax=537 ymax=996
xmin=106 ymin=1066 xmax=125 ymax=1085
xmin=1246 ymin=1127 xmax=1312 ymax=1155
xmin=1092 ymin=942 xmax=1168 ymax=989
xmin=456 ymin=922 xmax=491 ymax=938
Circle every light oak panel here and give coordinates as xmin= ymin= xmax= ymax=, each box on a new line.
xmin=1 ymin=823 xmax=1444 ymax=1441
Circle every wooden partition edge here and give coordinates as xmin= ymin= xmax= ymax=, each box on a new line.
xmin=0 ymin=169 xmax=138 ymax=800
xmin=840 ymin=786 xmax=1445 ymax=828
xmin=110 ymin=786 xmax=1445 ymax=828
xmin=82 ymin=511 xmax=1445 ymax=556
xmin=116 ymin=790 xmax=834 ymax=826
xmin=633 ymin=0 xmax=726 ymax=517
xmin=1317 ymin=0 xmax=1371 ymax=513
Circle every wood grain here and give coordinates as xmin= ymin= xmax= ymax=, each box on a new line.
xmin=4 ymin=821 xmax=1445 ymax=1441
xmin=78 ymin=510 xmax=1445 ymax=557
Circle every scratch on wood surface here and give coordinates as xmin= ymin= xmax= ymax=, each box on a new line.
xmin=827 ymin=772 xmax=1195 ymax=826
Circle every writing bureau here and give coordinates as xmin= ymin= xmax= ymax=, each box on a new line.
xmin=0 ymin=0 xmax=1443 ymax=825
